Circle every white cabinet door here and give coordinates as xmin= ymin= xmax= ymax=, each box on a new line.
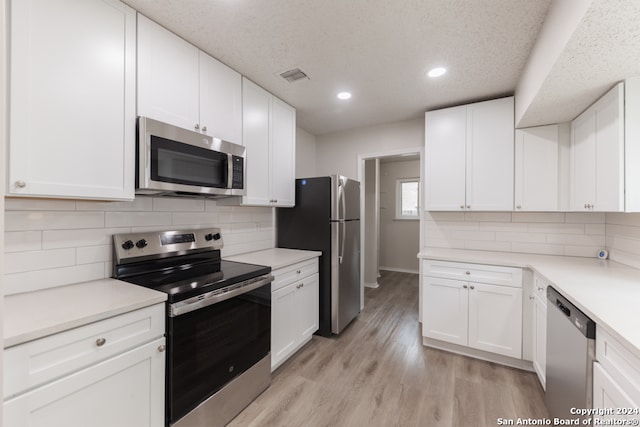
xmin=4 ymin=338 xmax=165 ymax=427
xmin=571 ymin=111 xmax=597 ymax=210
xmin=425 ymin=97 xmax=514 ymax=211
xmin=199 ymin=51 xmax=243 ymax=144
xmin=532 ymin=294 xmax=547 ymax=388
xmin=422 ymin=276 xmax=468 ymax=346
xmin=242 ymin=79 xmax=272 ymax=205
xmin=271 ymin=283 xmax=298 ymax=370
xmin=137 ymin=14 xmax=200 ymax=132
xmin=594 ymin=84 xmax=624 ymax=211
xmin=515 ymin=125 xmax=559 ymax=211
xmin=425 ymin=106 xmax=467 ymax=211
xmin=593 ymin=362 xmax=639 ymax=423
xmin=298 ymin=274 xmax=320 ymax=340
xmin=468 ymin=282 xmax=522 ymax=359
xmin=9 ymin=0 xmax=135 ymax=200
xmin=570 ymin=83 xmax=624 ymax=212
xmin=270 ymin=97 xmax=296 ymax=207
xmin=466 ymin=97 xmax=514 ymax=211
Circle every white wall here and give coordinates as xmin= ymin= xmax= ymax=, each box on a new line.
xmin=4 ymin=197 xmax=274 ymax=295
xmin=316 ymin=118 xmax=424 ymax=179
xmin=379 ymin=160 xmax=420 ymax=273
xmin=295 ymin=127 xmax=317 ymax=178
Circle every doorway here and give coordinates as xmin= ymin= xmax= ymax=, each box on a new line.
xmin=358 ymin=148 xmax=423 ymax=298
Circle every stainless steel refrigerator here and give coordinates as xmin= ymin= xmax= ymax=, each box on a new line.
xmin=277 ymin=175 xmax=361 ymax=336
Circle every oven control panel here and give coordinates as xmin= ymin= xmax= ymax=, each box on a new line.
xmin=113 ymin=228 xmax=224 ymax=263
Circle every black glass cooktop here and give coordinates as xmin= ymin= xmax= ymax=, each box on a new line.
xmin=121 ymin=259 xmax=271 ymax=303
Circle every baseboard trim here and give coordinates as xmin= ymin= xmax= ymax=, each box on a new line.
xmin=379 ymin=266 xmax=419 ymax=275
xmin=364 ymin=282 xmax=379 ymax=289
xmin=422 ymin=337 xmax=535 ymax=372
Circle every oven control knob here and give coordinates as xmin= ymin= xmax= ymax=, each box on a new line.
xmin=136 ymin=239 xmax=148 ymax=249
xmin=205 ymin=233 xmax=222 ymax=241
xmin=121 ymin=240 xmax=134 ymax=250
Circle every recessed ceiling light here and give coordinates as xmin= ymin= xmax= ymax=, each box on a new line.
xmin=337 ymin=91 xmax=352 ymax=100
xmin=427 ymin=67 xmax=447 ymax=78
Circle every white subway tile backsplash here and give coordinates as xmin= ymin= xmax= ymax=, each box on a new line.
xmin=512 ymin=212 xmax=566 ymax=223
xmin=75 ymin=197 xmax=153 ymax=211
xmin=153 ymin=197 xmax=205 ymax=212
xmin=5 ymin=248 xmax=76 ymax=274
xmin=4 ymin=263 xmax=105 ymax=295
xmin=6 ymin=211 xmax=105 ymax=231
xmin=5 ymin=198 xmax=76 ymax=211
xmin=5 ymin=231 xmax=42 ymax=253
xmin=76 ymin=245 xmax=112 ymax=264
xmin=4 ymin=196 xmax=275 ymax=295
xmin=105 ymin=211 xmax=172 ymax=228
xmin=424 ymin=210 xmax=608 ymax=260
xmin=43 ymin=227 xmax=130 ymax=249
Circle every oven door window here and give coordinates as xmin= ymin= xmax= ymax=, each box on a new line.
xmin=151 ymin=135 xmax=228 ymax=188
xmin=168 ymin=284 xmax=270 ymax=423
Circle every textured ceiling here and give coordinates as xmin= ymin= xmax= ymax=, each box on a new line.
xmin=517 ymin=0 xmax=640 ymax=128
xmin=123 ymin=0 xmax=551 ymax=135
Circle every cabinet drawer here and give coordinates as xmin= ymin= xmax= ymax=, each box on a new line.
xmin=423 ymin=260 xmax=522 ymax=288
xmin=4 ymin=303 xmax=165 ymax=398
xmin=596 ymin=327 xmax=640 ymax=404
xmin=271 ymin=259 xmax=318 ymax=291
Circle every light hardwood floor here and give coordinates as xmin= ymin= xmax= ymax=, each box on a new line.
xmin=229 ymin=270 xmax=548 ymax=427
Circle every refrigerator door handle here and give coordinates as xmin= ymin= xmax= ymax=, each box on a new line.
xmin=339 ymin=220 xmax=345 ymax=264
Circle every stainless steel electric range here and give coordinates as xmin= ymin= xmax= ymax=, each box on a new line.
xmin=113 ymin=228 xmax=272 ymax=427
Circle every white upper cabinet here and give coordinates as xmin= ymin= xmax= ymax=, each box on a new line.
xmin=199 ymin=52 xmax=243 ymax=144
xmin=8 ymin=0 xmax=136 ymax=200
xmin=236 ymin=78 xmax=295 ymax=207
xmin=570 ymin=82 xmax=624 ymax=212
xmin=137 ymin=14 xmax=243 ymax=144
xmin=515 ymin=124 xmax=566 ymax=211
xmin=425 ymin=97 xmax=514 ymax=211
xmin=137 ymin=14 xmax=200 ymax=132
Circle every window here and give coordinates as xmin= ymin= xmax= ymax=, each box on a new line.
xmin=396 ymin=178 xmax=420 ymax=219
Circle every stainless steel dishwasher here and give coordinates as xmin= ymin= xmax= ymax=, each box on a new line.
xmin=545 ymin=286 xmax=596 ymax=420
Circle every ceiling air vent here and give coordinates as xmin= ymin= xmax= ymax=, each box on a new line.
xmin=279 ymin=68 xmax=309 ymax=83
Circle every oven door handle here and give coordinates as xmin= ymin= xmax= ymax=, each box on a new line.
xmin=169 ymin=274 xmax=273 ymax=317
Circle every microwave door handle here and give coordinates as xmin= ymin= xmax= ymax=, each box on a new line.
xmin=227 ymin=153 xmax=233 ymax=188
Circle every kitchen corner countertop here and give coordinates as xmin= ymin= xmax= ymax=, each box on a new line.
xmin=4 ymin=279 xmax=167 ymax=348
xmin=225 ymin=248 xmax=322 ymax=270
xmin=418 ymin=248 xmax=640 ymax=360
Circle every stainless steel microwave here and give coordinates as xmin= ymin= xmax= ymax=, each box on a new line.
xmin=136 ymin=117 xmax=246 ymax=198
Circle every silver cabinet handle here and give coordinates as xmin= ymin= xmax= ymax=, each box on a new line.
xmin=463 ymin=284 xmax=468 ymax=289
xmin=516 ymin=205 xmax=522 ymax=209
xmin=158 ymin=344 xmax=166 ymax=353
xmin=470 ymin=285 xmax=475 ymax=290
xmin=194 ymin=124 xmax=200 ymax=130
xmin=202 ymin=126 xmax=207 ymax=132
xmin=15 ymin=180 xmax=26 ymax=188
xmin=297 ymin=270 xmax=301 ymax=274
xmin=96 ymin=338 xmax=106 ymax=347
xmin=537 ymin=286 xmax=544 ymax=292
xmin=460 ymin=205 xmax=465 ymax=210
xmin=466 ymin=205 xmax=471 ymax=209
xmin=465 ymin=271 xmax=471 ymax=275
xmin=529 ymin=295 xmax=535 ymax=300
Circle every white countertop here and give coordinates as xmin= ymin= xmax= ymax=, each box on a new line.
xmin=4 ymin=279 xmax=167 ymax=348
xmin=225 ymin=248 xmax=321 ymax=270
xmin=418 ymin=248 xmax=640 ymax=359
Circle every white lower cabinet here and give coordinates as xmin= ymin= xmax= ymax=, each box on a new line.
xmin=271 ymin=259 xmax=319 ymax=371
xmin=593 ymin=327 xmax=640 ymax=421
xmin=531 ymin=274 xmax=548 ymax=389
xmin=422 ymin=260 xmax=523 ymax=359
xmin=3 ymin=304 xmax=166 ymax=427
